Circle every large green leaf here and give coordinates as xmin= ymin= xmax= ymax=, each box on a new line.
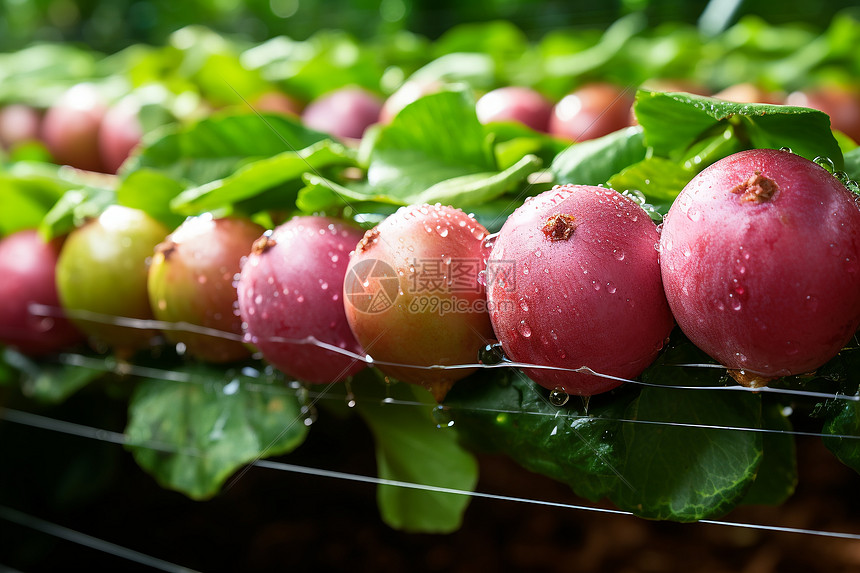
xmin=551 ymin=126 xmax=647 ymax=186
xmin=741 ymin=401 xmax=797 ymax=506
xmin=116 ymin=169 xmax=187 ymax=229
xmin=125 ymin=365 xmax=308 ymax=499
xmin=446 ymin=369 xmax=635 ymax=503
xmin=170 ymin=140 xmax=357 ymax=215
xmin=635 ymin=90 xmax=843 ymax=169
xmin=129 ymin=112 xmax=331 ymax=185
xmin=354 ymin=375 xmax=477 ymax=534
xmin=0 ymin=168 xmax=74 ymax=235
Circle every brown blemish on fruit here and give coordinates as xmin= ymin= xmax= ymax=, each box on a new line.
xmin=728 ymin=368 xmax=775 ymax=389
xmin=154 ymin=240 xmax=177 ymax=261
xmin=355 ymin=227 xmax=380 ymax=254
xmin=251 ymin=234 xmax=276 ymax=255
xmin=731 ymin=171 xmax=779 ymax=204
xmin=542 ymin=214 xmax=578 ymax=241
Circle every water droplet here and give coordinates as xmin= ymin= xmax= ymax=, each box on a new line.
xmin=436 ymin=226 xmax=449 ymax=238
xmin=520 ymin=300 xmax=529 ymax=312
xmin=779 ymin=146 xmax=793 ymax=153
xmin=606 ymin=282 xmax=617 ymax=294
xmin=729 ymin=295 xmax=742 ymax=311
xmin=517 ymin=320 xmax=532 ymax=338
xmin=613 ymin=249 xmax=625 ymax=261
xmin=478 ymin=341 xmax=506 ymax=364
xmin=254 ymin=294 xmax=263 ymax=305
xmin=534 ymin=250 xmax=542 ymax=258
xmin=814 ymin=156 xmax=836 ymax=173
xmin=592 ymin=281 xmax=601 ymax=292
xmin=432 ymin=405 xmax=455 ymax=428
xmin=549 ymin=387 xmax=569 ymax=406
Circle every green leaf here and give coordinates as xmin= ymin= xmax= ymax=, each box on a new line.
xmin=741 ymin=401 xmax=797 ymax=506
xmin=130 ymin=112 xmax=331 ymax=185
xmin=551 ymin=126 xmax=647 ymax=186
xmin=296 ymin=174 xmax=402 ymax=213
xmin=369 ymin=89 xmax=496 ymax=183
xmin=116 ymin=169 xmax=187 ymax=229
xmin=635 ymin=90 xmax=843 ymax=169
xmin=354 ymin=375 xmax=477 ymax=533
xmin=2 ymin=348 xmax=103 ymax=404
xmin=607 ymin=157 xmax=694 ymax=215
xmin=610 ymin=339 xmax=764 ymax=521
xmin=844 ymin=147 xmax=860 ymax=183
xmin=39 ymin=186 xmax=117 ymax=240
xmin=446 ymin=368 xmax=635 ymax=503
xmin=125 ymin=365 xmax=308 ymax=500
xmin=170 ymin=140 xmax=357 ymax=215
xmin=408 ymin=52 xmax=498 ymax=92
xmin=0 ymin=168 xmax=73 ymax=235
xmin=409 ymin=154 xmax=541 ymax=207
xmin=822 ymin=393 xmax=860 ymax=474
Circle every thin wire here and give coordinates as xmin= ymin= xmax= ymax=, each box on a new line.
xmin=0 ymin=505 xmax=202 ymax=573
xmin=3 ymin=407 xmax=860 ymax=543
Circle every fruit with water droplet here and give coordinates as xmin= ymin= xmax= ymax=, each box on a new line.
xmin=343 ymin=203 xmax=494 ymax=401
xmin=660 ymin=148 xmax=860 ymax=386
xmin=147 ymin=215 xmax=264 ymax=363
xmin=487 ymin=184 xmax=674 ymax=396
xmin=237 ymin=216 xmax=366 ymax=383
xmin=0 ymin=230 xmax=83 ymax=355
xmin=55 ymin=205 xmax=170 ymax=353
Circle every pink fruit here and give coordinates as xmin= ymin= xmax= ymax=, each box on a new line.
xmin=0 ymin=230 xmax=83 ymax=355
xmin=0 ymin=104 xmax=42 ymax=149
xmin=237 ymin=216 xmax=366 ymax=383
xmin=660 ymin=148 xmax=860 ymax=386
xmin=98 ymin=96 xmax=145 ymax=174
xmin=487 ymin=185 xmax=674 ymax=396
xmin=301 ymin=87 xmax=382 ymax=140
xmin=476 ymin=86 xmax=553 ymax=132
xmin=343 ymin=204 xmax=495 ymax=401
xmin=549 ymin=83 xmax=634 ymax=142
xmin=251 ymin=91 xmax=304 ymax=116
xmin=786 ymin=86 xmax=860 ymax=144
xmin=148 ymin=215 xmax=264 ymax=363
xmin=41 ymin=83 xmax=107 ymax=172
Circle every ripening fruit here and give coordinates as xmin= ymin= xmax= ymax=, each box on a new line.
xmin=55 ymin=205 xmax=170 ymax=354
xmin=0 ymin=104 xmax=42 ymax=149
xmin=0 ymin=230 xmax=83 ymax=355
xmin=713 ymin=83 xmax=784 ymax=105
xmin=251 ymin=90 xmax=304 ymax=117
xmin=476 ymin=86 xmax=553 ymax=132
xmin=98 ymin=95 xmax=144 ymax=174
xmin=487 ymin=185 xmax=674 ymax=396
xmin=237 ymin=216 xmax=366 ymax=383
xmin=660 ymin=148 xmax=860 ymax=387
xmin=343 ymin=204 xmax=495 ymax=401
xmin=148 ymin=215 xmax=264 ymax=363
xmin=301 ymin=86 xmax=383 ymax=140
xmin=549 ymin=83 xmax=634 ymax=142
xmin=786 ymin=86 xmax=860 ymax=144
xmin=41 ymin=83 xmax=107 ymax=172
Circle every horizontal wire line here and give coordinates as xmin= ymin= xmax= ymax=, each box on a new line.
xmin=0 ymin=505 xmax=202 ymax=573
xmin=3 ymin=407 xmax=860 ymax=542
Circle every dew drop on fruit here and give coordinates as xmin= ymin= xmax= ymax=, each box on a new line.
xmin=517 ymin=320 xmax=532 ymax=338
xmin=613 ymin=249 xmax=625 ymax=261
xmin=520 ymin=300 xmax=529 ymax=312
xmin=606 ymin=282 xmax=617 ymax=294
xmin=779 ymin=146 xmax=793 ymax=153
xmin=813 ymin=156 xmax=836 ymax=173
xmin=549 ymin=386 xmax=569 ymax=407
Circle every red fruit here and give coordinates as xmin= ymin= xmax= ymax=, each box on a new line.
xmin=41 ymin=83 xmax=107 ymax=172
xmin=148 ymin=215 xmax=264 ymax=363
xmin=0 ymin=104 xmax=42 ymax=149
xmin=476 ymin=86 xmax=553 ymax=132
xmin=301 ymin=87 xmax=382 ymax=140
xmin=549 ymin=83 xmax=634 ymax=142
xmin=786 ymin=86 xmax=860 ymax=144
xmin=98 ymin=96 xmax=144 ymax=174
xmin=660 ymin=148 xmax=860 ymax=386
xmin=343 ymin=204 xmax=495 ymax=401
xmin=55 ymin=205 xmax=170 ymax=354
xmin=0 ymin=230 xmax=83 ymax=355
xmin=251 ymin=91 xmax=304 ymax=116
xmin=487 ymin=185 xmax=674 ymax=396
xmin=713 ymin=83 xmax=784 ymax=105
xmin=237 ymin=216 xmax=366 ymax=383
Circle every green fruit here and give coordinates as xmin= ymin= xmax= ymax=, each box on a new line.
xmin=148 ymin=214 xmax=264 ymax=363
xmin=56 ymin=205 xmax=169 ymax=354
